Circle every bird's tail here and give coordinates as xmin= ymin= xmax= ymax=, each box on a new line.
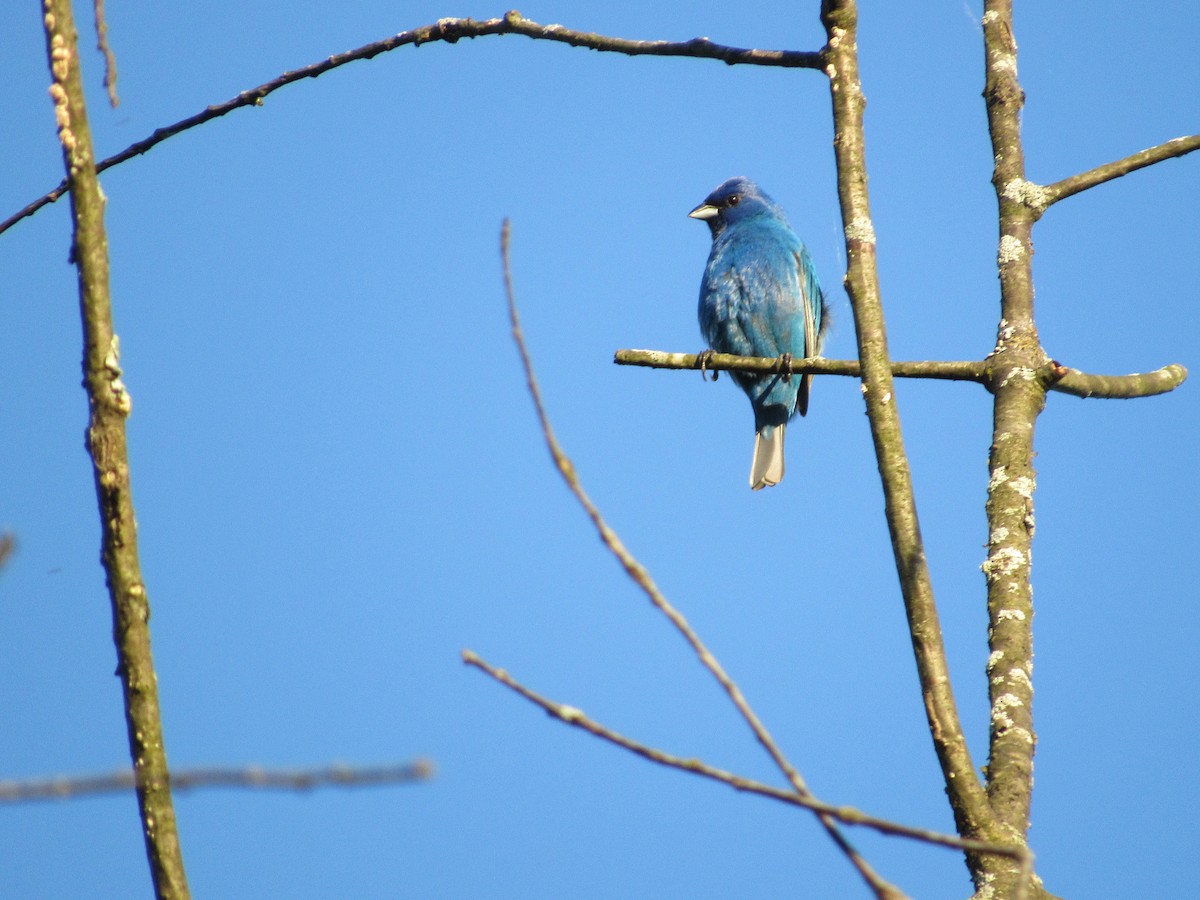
xmin=750 ymin=424 xmax=786 ymax=490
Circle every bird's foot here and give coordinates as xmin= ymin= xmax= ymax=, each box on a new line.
xmin=697 ymin=349 xmax=719 ymax=382
xmin=776 ymin=352 xmax=794 ymax=383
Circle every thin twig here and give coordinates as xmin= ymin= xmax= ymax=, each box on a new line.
xmin=0 ymin=761 xmax=434 ymax=803
xmin=93 ymin=0 xmax=118 ymax=107
xmin=820 ymin=0 xmax=993 ymax=850
xmin=0 ymin=10 xmax=822 ymax=237
xmin=41 ymin=2 xmax=188 ymax=896
xmin=1041 ymin=134 xmax=1200 ymax=210
xmin=463 ymin=650 xmax=1028 ymax=863
xmin=499 ymin=220 xmax=903 ymax=900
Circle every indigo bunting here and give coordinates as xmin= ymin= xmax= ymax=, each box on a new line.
xmin=690 ymin=177 xmax=827 ymax=490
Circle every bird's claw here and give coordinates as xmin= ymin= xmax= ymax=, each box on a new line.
xmin=776 ymin=352 xmax=794 ymax=383
xmin=697 ymin=349 xmax=719 ymax=382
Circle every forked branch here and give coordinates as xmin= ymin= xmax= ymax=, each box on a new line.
xmin=464 ymin=650 xmax=1028 ymax=866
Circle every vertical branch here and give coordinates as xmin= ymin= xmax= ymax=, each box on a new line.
xmin=980 ymin=0 xmax=1044 ymax=887
xmin=819 ymin=0 xmax=992 ymax=842
xmin=41 ymin=2 xmax=189 ymax=898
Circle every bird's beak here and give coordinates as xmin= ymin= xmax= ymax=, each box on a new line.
xmin=688 ymin=203 xmax=719 ymax=220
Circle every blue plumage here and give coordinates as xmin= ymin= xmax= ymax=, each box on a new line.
xmin=689 ymin=177 xmax=827 ymax=490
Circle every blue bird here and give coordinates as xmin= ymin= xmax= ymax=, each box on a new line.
xmin=690 ymin=177 xmax=827 ymax=490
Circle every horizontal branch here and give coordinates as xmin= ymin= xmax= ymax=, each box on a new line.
xmin=1041 ymin=134 xmax=1200 ymax=209
xmin=614 ymin=348 xmax=988 ymax=382
xmin=462 ymin=650 xmax=1026 ymax=862
xmin=0 ymin=761 xmax=434 ymax=803
xmin=616 ymin=349 xmax=1189 ymax=400
xmin=0 ymin=10 xmax=822 ymax=237
xmin=1049 ymin=362 xmax=1188 ymax=399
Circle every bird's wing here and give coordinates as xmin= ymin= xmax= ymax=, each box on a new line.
xmin=795 ymin=247 xmax=820 ymax=359
xmin=789 ymin=243 xmax=826 ymax=417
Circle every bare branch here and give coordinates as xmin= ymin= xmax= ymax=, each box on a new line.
xmin=500 ymin=221 xmax=903 ymax=900
xmin=41 ymin=2 xmax=188 ymax=896
xmin=0 ymin=761 xmax=433 ymax=804
xmin=615 ymin=348 xmax=989 ymax=383
xmin=820 ymin=0 xmax=993 ymax=850
xmin=463 ymin=650 xmax=1029 ymax=864
xmin=615 ymin=350 xmax=1188 ymax=401
xmin=0 ymin=11 xmax=822 ymax=237
xmin=1049 ymin=363 xmax=1187 ymax=399
xmin=980 ymin=3 xmax=1058 ymax=898
xmin=1042 ymin=134 xmax=1200 ymax=209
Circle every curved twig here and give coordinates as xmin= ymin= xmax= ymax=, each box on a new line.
xmin=0 ymin=10 xmax=822 ymax=237
xmin=1050 ymin=363 xmax=1187 ymax=399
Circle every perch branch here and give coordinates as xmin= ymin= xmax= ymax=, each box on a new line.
xmin=615 ymin=349 xmax=988 ymax=382
xmin=501 ymin=221 xmax=903 ymax=900
xmin=0 ymin=10 xmax=821 ymax=237
xmin=41 ymin=2 xmax=189 ymax=896
xmin=1041 ymin=134 xmax=1200 ymax=210
xmin=463 ymin=651 xmax=1028 ymax=864
xmin=0 ymin=761 xmax=433 ymax=803
xmin=615 ymin=349 xmax=1187 ymax=400
xmin=820 ymin=0 xmax=993 ymax=848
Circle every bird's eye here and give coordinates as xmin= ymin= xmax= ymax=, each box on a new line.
xmin=727 ymin=195 xmax=741 ymax=207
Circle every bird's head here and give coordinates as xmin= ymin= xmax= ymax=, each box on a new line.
xmin=688 ymin=177 xmax=780 ymax=238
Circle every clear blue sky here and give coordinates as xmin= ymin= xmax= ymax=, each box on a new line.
xmin=2 ymin=3 xmax=1196 ymax=898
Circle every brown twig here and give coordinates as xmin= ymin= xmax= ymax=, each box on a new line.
xmin=463 ymin=650 xmax=1029 ymax=864
xmin=499 ymin=220 xmax=904 ymax=899
xmin=820 ymin=0 xmax=994 ymax=854
xmin=1041 ymin=134 xmax=1200 ymax=210
xmin=41 ymin=2 xmax=188 ymax=897
xmin=0 ymin=10 xmax=821 ymax=238
xmin=93 ymin=0 xmax=118 ymax=107
xmin=0 ymin=761 xmax=434 ymax=803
